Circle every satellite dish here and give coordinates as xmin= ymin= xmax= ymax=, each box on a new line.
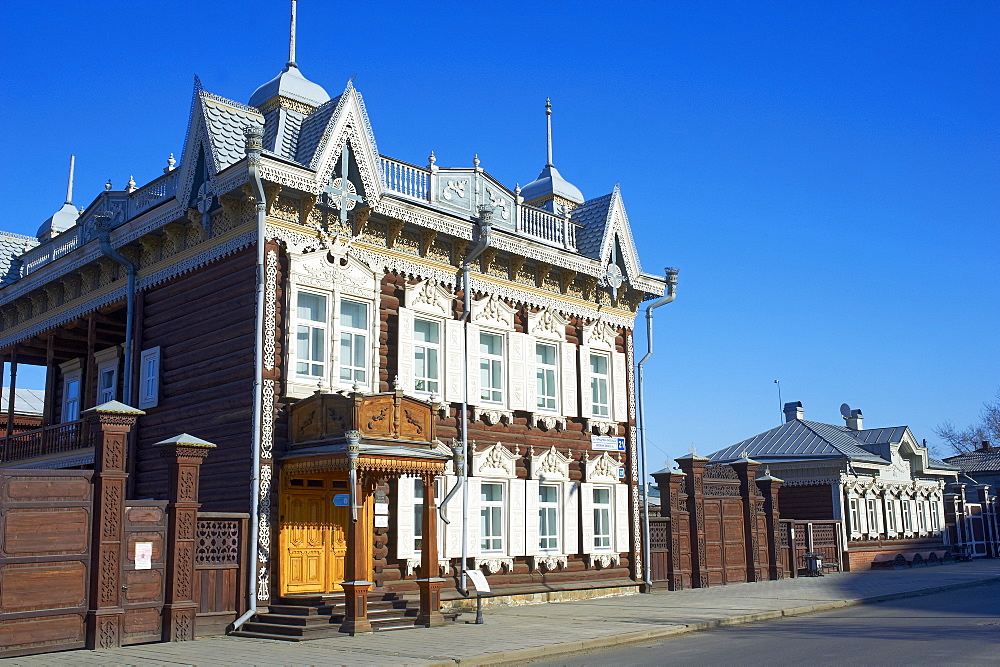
xmin=840 ymin=403 xmax=852 ymax=420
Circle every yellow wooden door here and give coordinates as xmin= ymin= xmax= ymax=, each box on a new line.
xmin=281 ymin=478 xmax=330 ymax=595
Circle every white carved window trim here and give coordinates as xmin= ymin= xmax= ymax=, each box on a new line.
xmin=848 ymin=496 xmax=861 ymax=537
xmin=59 ymin=358 xmax=82 ymax=422
xmin=94 ymin=346 xmax=120 ymax=405
xmin=469 ymin=443 xmax=521 ymax=569
xmin=479 ymin=480 xmax=506 ymax=554
xmin=137 ymin=347 xmax=161 ymax=410
xmin=534 ymin=341 xmax=559 ymax=413
xmin=588 ymin=352 xmax=612 ymax=419
xmin=293 ymin=289 xmax=329 ymax=381
xmin=591 ymin=485 xmax=614 ymax=552
xmin=478 ymin=330 xmax=505 ymax=405
xmin=865 ymin=497 xmax=880 ymax=536
xmin=337 ymin=298 xmax=370 ymax=388
xmin=538 ymin=484 xmax=560 ymax=553
xmin=901 ymin=498 xmax=912 ymax=533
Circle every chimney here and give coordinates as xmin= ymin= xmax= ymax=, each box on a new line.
xmin=846 ymin=408 xmax=863 ymax=431
xmin=783 ymin=401 xmax=803 ymax=422
xmin=981 ymin=440 xmax=996 ymax=453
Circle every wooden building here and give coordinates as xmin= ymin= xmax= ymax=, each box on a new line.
xmin=0 ymin=4 xmax=671 ymax=636
xmin=707 ymin=402 xmax=960 ymax=571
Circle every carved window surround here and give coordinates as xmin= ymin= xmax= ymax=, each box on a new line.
xmin=529 ymin=445 xmax=571 ymax=482
xmin=474 ymin=556 xmax=514 ymax=574
xmin=403 ymin=558 xmax=450 ymax=577
xmin=584 ymin=553 xmax=621 ymax=569
xmin=528 ymin=412 xmax=567 ymax=431
xmin=584 ymin=451 xmax=623 ymax=483
xmin=473 ymin=407 xmax=514 ymax=427
xmin=472 ymin=442 xmax=519 ymax=478
xmin=528 ymin=555 xmax=568 ymax=573
xmin=586 ymin=418 xmax=619 ymax=436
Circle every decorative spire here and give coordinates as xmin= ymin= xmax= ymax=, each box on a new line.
xmin=288 ymin=0 xmax=298 ymax=67
xmin=545 ymin=97 xmax=553 ymax=167
xmin=64 ymin=154 xmax=75 ymax=205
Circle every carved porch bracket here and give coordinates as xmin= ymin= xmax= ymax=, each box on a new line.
xmin=352 ymin=206 xmax=372 ymax=237
xmin=263 ymin=183 xmax=282 ymax=216
xmin=507 ymin=255 xmax=527 ymax=282
xmin=299 ymin=193 xmax=317 ymax=226
xmin=418 ymin=228 xmax=437 ymax=257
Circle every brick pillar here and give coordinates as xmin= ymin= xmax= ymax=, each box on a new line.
xmin=84 ymin=401 xmax=144 ymax=650
xmin=651 ymin=468 xmax=687 ymax=590
xmin=731 ymin=458 xmax=763 ymax=582
xmin=415 ymin=470 xmax=446 ymax=627
xmin=677 ymin=453 xmax=710 ymax=588
xmin=340 ymin=431 xmax=373 ymax=635
xmin=756 ymin=470 xmax=784 ymax=580
xmin=157 ymin=433 xmax=216 ymax=641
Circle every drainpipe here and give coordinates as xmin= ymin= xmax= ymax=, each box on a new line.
xmin=455 ymin=206 xmax=493 ymax=596
xmin=636 ymin=267 xmax=679 ymax=593
xmin=438 ymin=442 xmax=465 ymax=524
xmin=233 ymin=126 xmax=266 ymax=631
xmin=96 ymin=222 xmax=136 ymax=405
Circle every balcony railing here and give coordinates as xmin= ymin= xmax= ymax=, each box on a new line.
xmin=519 ymin=205 xmax=578 ymax=250
xmin=380 ymin=157 xmax=429 ymax=201
xmin=2 ymin=420 xmax=86 ymax=463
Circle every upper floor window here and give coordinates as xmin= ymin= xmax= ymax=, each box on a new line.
xmin=296 ymin=292 xmax=327 ymax=378
xmin=590 ymin=353 xmax=610 ymax=418
xmin=479 ymin=333 xmax=504 ymax=404
xmin=901 ymin=500 xmax=912 ymax=532
xmin=63 ymin=375 xmax=81 ymax=422
xmin=886 ymin=499 xmax=896 ymax=532
xmin=539 ymin=484 xmax=560 ymax=552
xmin=413 ymin=318 xmax=441 ymax=395
xmin=138 ymin=346 xmax=161 ymax=409
xmin=480 ymin=482 xmax=505 ymax=553
xmin=536 ymin=343 xmax=558 ymax=412
xmin=339 ymin=300 xmax=368 ymax=385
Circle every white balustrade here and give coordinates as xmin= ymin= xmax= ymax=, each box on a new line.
xmin=380 ymin=157 xmax=429 ymax=201
xmin=520 ymin=206 xmax=577 ymax=250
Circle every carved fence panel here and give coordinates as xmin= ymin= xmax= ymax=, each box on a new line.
xmin=649 ymin=517 xmax=671 ymax=582
xmin=0 ymin=470 xmax=94 ymax=658
xmin=194 ymin=513 xmax=248 ymax=637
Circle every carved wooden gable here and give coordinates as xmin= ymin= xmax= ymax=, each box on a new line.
xmin=530 ymin=446 xmax=572 ymax=481
xmin=527 ymin=308 xmax=568 ymax=342
xmin=582 ymin=319 xmax=618 ymax=351
xmin=290 ymin=391 xmax=435 ymax=445
xmin=473 ymin=442 xmax=519 ymax=478
xmin=585 ymin=451 xmax=623 ymax=483
xmin=470 ymin=294 xmax=516 ymax=329
xmin=404 ymin=279 xmax=452 ymax=317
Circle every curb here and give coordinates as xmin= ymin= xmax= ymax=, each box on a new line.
xmin=435 ymin=575 xmax=1000 ymax=666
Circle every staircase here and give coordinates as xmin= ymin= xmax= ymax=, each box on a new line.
xmin=232 ymin=592 xmax=422 ymax=641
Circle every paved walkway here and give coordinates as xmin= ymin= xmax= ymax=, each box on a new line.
xmin=9 ymin=559 xmax=1000 ymax=666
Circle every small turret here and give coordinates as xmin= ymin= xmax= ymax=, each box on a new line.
xmin=36 ymin=155 xmax=80 ymax=242
xmin=520 ymin=98 xmax=584 ymax=214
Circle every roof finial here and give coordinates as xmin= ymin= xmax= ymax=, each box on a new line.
xmin=65 ymin=154 xmax=75 ymax=205
xmin=545 ymin=97 xmax=553 ymax=168
xmin=287 ymin=0 xmax=298 ymax=68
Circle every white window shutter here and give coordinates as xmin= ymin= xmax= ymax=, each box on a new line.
xmin=614 ymin=483 xmax=629 ymax=554
xmin=612 ymin=351 xmax=627 ymax=423
xmin=466 ymin=323 xmax=481 ymax=406
xmin=467 ymin=476 xmax=482 ymax=557
xmin=509 ymin=478 xmax=526 ymax=556
xmin=397 ymin=307 xmax=415 ymax=395
xmin=508 ymin=332 xmax=528 ymax=411
xmin=445 ymin=319 xmax=465 ymax=404
xmin=524 ymin=479 xmax=540 ymax=556
xmin=579 ymin=346 xmax=593 ymax=419
xmin=396 ymin=476 xmax=415 ymax=560
xmin=526 ymin=336 xmax=538 ymax=413
xmin=443 ymin=475 xmax=464 ymax=558
xmin=559 ymin=341 xmax=577 ymax=418
xmin=580 ymin=482 xmax=594 ymax=554
xmin=563 ymin=481 xmax=579 ymax=556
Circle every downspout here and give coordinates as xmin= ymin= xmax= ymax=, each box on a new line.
xmin=233 ymin=126 xmax=266 ymax=631
xmin=454 ymin=206 xmax=493 ymax=597
xmin=96 ymin=225 xmax=136 ymax=404
xmin=635 ymin=267 xmax=678 ymax=593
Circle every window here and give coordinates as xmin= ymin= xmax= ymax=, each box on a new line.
xmin=866 ymin=498 xmax=879 ymax=534
xmin=590 ymin=353 xmax=610 ymax=418
xmin=536 ymin=343 xmax=558 ymax=412
xmin=138 ymin=347 xmax=161 ymax=409
xmin=849 ymin=498 xmax=860 ymax=533
xmin=413 ymin=319 xmax=441 ymax=395
xmin=886 ymin=499 xmax=896 ymax=532
xmin=480 ymin=482 xmax=504 ymax=552
xmin=593 ymin=487 xmax=612 ymax=550
xmin=339 ymin=300 xmax=368 ymax=385
xmin=414 ymin=478 xmax=442 ymax=551
xmin=296 ymin=292 xmax=327 ymax=378
xmin=479 ymin=333 xmax=504 ymax=404
xmin=62 ymin=374 xmax=81 ymax=422
xmin=917 ymin=501 xmax=926 ymax=532
xmin=901 ymin=500 xmax=912 ymax=532
xmin=97 ymin=367 xmax=116 ymax=404
xmin=539 ymin=485 xmax=560 ymax=552
xmin=931 ymin=501 xmax=940 ymax=530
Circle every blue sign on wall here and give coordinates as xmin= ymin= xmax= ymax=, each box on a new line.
xmin=333 ymin=494 xmax=350 ymax=506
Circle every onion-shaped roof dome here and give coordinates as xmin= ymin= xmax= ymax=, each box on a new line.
xmin=249 ymin=63 xmax=330 ymax=109
xmin=36 ymin=202 xmax=79 ymax=241
xmin=520 ymin=164 xmax=584 ymax=206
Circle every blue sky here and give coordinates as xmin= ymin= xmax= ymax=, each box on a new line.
xmin=1 ymin=1 xmax=997 ymax=463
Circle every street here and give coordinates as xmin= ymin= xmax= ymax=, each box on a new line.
xmin=531 ymin=581 xmax=1000 ymax=666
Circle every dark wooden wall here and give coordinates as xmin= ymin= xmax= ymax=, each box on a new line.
xmin=133 ymin=248 xmax=256 ymax=512
xmin=777 ymin=484 xmax=834 ymax=520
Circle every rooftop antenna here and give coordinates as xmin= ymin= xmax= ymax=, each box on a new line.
xmin=65 ymin=154 xmax=75 ymax=205
xmin=774 ymin=380 xmax=782 ymax=425
xmin=545 ymin=98 xmax=554 ymax=167
xmin=288 ymin=0 xmax=298 ymax=68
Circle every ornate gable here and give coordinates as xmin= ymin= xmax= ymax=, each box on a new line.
xmin=470 ymin=293 xmax=516 ymax=329
xmin=585 ymin=451 xmax=623 ymax=482
xmin=527 ymin=308 xmax=568 ymax=342
xmin=530 ymin=445 xmax=571 ymax=481
xmin=473 ymin=442 xmax=519 ymax=478
xmin=404 ymin=279 xmax=452 ymax=317
xmin=582 ymin=319 xmax=617 ymax=350
xmin=597 ymin=186 xmax=642 ymax=288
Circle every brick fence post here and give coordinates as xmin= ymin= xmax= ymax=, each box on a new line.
xmin=157 ymin=433 xmax=216 ymax=641
xmin=731 ymin=458 xmax=763 ymax=582
xmin=676 ymin=453 xmax=710 ymax=588
xmin=651 ymin=467 xmax=687 ymax=590
xmin=84 ymin=401 xmax=144 ymax=650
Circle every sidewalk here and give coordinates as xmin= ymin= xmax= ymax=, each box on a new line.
xmin=9 ymin=559 xmax=1000 ymax=666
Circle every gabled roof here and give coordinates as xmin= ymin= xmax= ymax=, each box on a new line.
xmin=944 ymin=450 xmax=1000 ymax=473
xmin=0 ymin=232 xmax=36 ymax=286
xmin=571 ymin=193 xmax=613 ymax=259
xmin=569 ymin=184 xmax=643 ymax=285
xmin=854 ymin=426 xmax=910 ymax=445
xmin=0 ymin=388 xmax=44 ymax=416
xmin=709 ymin=419 xmax=890 ymax=464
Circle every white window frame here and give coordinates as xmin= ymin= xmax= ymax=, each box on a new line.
xmin=478 ymin=332 xmax=505 ymax=405
xmin=589 ymin=352 xmax=611 ymax=419
xmin=138 ymin=346 xmax=161 ymax=409
xmin=59 ymin=358 xmax=83 ymax=423
xmin=535 ymin=342 xmax=559 ymax=413
xmin=849 ymin=497 xmax=861 ymax=535
xmin=885 ymin=497 xmax=896 ymax=533
xmin=592 ymin=485 xmax=613 ymax=551
xmin=931 ymin=500 xmax=940 ymax=531
xmin=338 ymin=298 xmax=370 ymax=387
xmin=412 ymin=317 xmax=442 ymax=396
xmin=480 ymin=481 xmax=505 ymax=553
xmin=294 ymin=289 xmax=328 ymax=380
xmin=538 ymin=484 xmax=560 ymax=553
xmin=94 ymin=345 xmax=120 ymax=406
xmin=901 ymin=499 xmax=912 ymax=532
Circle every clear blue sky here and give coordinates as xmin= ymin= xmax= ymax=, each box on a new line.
xmin=1 ymin=1 xmax=996 ymax=463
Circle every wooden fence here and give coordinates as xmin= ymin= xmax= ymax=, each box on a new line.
xmin=194 ymin=513 xmax=249 ymax=637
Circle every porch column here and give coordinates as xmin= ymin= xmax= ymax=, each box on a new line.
xmin=732 ymin=458 xmax=763 ymax=582
xmin=415 ymin=470 xmax=446 ymax=627
xmin=83 ymin=401 xmax=144 ymax=650
xmin=677 ymin=453 xmax=710 ymax=588
xmin=157 ymin=433 xmax=216 ymax=641
xmin=4 ymin=345 xmax=18 ymax=456
xmin=340 ymin=430 xmax=373 ymax=635
xmin=757 ymin=470 xmax=784 ymax=580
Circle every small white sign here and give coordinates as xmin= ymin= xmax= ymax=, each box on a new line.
xmin=135 ymin=542 xmax=153 ymax=570
xmin=466 ymin=568 xmax=491 ymax=593
xmin=374 ymin=502 xmax=390 ymax=516
xmin=591 ymin=435 xmax=626 ymax=452
xmin=374 ymin=515 xmax=389 ymax=528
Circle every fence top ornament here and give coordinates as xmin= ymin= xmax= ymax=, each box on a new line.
xmin=155 ymin=433 xmax=217 ymax=448
xmin=82 ymin=400 xmax=146 ymax=416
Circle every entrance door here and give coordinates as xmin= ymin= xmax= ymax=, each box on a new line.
xmin=279 ymin=473 xmax=367 ymax=596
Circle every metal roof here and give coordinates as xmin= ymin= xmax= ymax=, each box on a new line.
xmin=0 ymin=232 xmax=37 ymax=286
xmin=248 ymin=64 xmax=331 ymax=109
xmin=944 ymin=451 xmax=1000 ymax=473
xmin=571 ymin=193 xmax=613 ymax=260
xmin=0 ymin=388 xmax=44 ymax=415
xmin=520 ymin=164 xmax=584 ymax=206
xmin=853 ymin=426 xmax=910 ymax=445
xmin=709 ymin=419 xmax=889 ymax=464
xmin=201 ymin=96 xmax=265 ymax=171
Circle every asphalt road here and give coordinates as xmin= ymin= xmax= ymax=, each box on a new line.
xmin=531 ymin=581 xmax=1000 ymax=666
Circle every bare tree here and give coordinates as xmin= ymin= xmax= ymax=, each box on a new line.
xmin=934 ymin=389 xmax=1000 ymax=455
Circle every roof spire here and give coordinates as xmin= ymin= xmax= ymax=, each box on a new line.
xmin=288 ymin=0 xmax=298 ymax=67
xmin=545 ymin=97 xmax=553 ymax=168
xmin=64 ymin=154 xmax=75 ymax=205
